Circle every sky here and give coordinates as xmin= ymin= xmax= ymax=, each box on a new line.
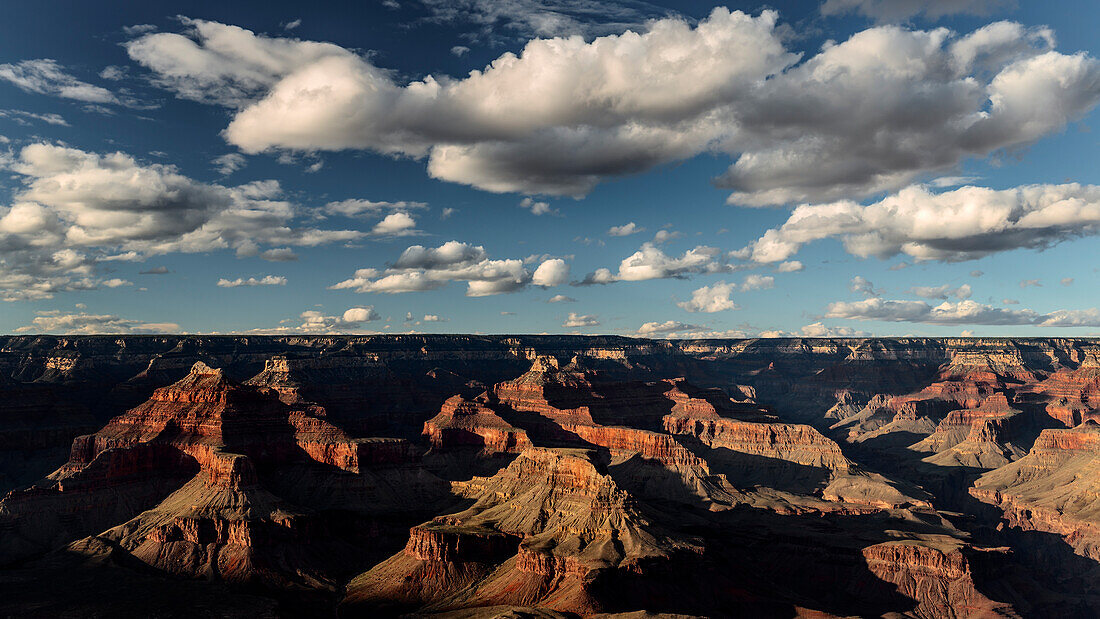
xmin=0 ymin=0 xmax=1099 ymax=337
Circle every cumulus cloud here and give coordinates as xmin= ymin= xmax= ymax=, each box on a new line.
xmin=821 ymin=0 xmax=1013 ymax=22
xmin=563 ymin=312 xmax=599 ymax=327
xmin=323 ymin=199 xmax=429 ymax=217
xmin=15 ymin=311 xmax=179 ymax=334
xmin=0 ymin=143 xmax=359 ymax=301
xmin=293 ymin=306 xmax=380 ymax=333
xmin=547 ymin=294 xmax=576 ymax=303
xmin=910 ymin=283 xmax=972 ymax=299
xmin=371 ymin=212 xmax=420 ymax=236
xmin=1020 ymin=278 xmax=1042 ymax=288
xmin=126 ymin=13 xmax=1100 ymax=203
xmin=332 ymin=240 xmax=562 ymax=296
xmin=0 ymin=59 xmax=120 ymax=104
xmin=741 ymin=183 xmax=1100 ymax=264
xmin=532 ymin=258 xmax=569 ymax=286
xmin=216 ymin=275 xmax=287 ymax=287
xmin=608 ymin=222 xmax=643 ymax=237
xmin=677 ymin=281 xmax=738 ymax=313
xmin=520 ymin=197 xmax=557 ymax=215
xmin=826 ymin=297 xmax=1100 ymax=327
xmin=577 ymin=243 xmax=731 ymax=285
xmin=777 ymin=260 xmax=803 ymax=272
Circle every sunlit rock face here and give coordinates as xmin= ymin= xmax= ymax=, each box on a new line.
xmin=1 ymin=335 xmax=1100 ymax=617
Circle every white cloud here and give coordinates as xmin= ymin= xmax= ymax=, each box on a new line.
xmin=15 ymin=311 xmax=179 ymax=334
xmin=422 ymin=314 xmax=447 ymax=322
xmin=371 ymin=212 xmax=419 ymax=236
xmin=212 ymin=153 xmax=246 ymax=175
xmin=532 ymin=258 xmax=569 ymax=286
xmin=260 ymin=247 xmax=298 ymax=261
xmin=217 ymin=275 xmax=287 ymax=287
xmin=740 ymin=274 xmax=774 ymax=292
xmin=547 ymin=294 xmax=576 ymax=303
xmin=910 ymin=283 xmax=972 ymax=299
xmin=125 ymin=18 xmax=356 ymax=106
xmin=742 ymin=183 xmax=1100 ymax=264
xmin=1020 ymin=278 xmax=1042 ymax=288
xmin=341 ymin=306 xmax=379 ymax=322
xmin=131 ymin=14 xmax=1100 ymax=204
xmin=777 ymin=260 xmax=803 ymax=272
xmin=283 ymin=19 xmax=302 ymax=31
xmin=578 ymin=242 xmax=731 ymax=284
xmin=677 ymin=281 xmax=738 ymax=313
xmin=1061 ymin=277 xmax=1075 ymax=286
xmin=608 ymin=222 xmax=643 ymax=237
xmin=826 ymin=297 xmax=1100 ymax=327
xmin=799 ymin=322 xmax=868 ymax=337
xmin=324 ymin=198 xmax=429 ymax=218
xmin=332 ymin=240 xmax=552 ymax=296
xmin=102 ymin=278 xmax=133 ymax=288
xmin=1002 ymin=298 xmax=1019 ymax=304
xmin=651 ymin=229 xmax=683 ymax=244
xmin=520 ymin=197 xmax=557 ymax=215
xmin=293 ymin=306 xmax=380 ymax=333
xmin=821 ymin=0 xmax=1012 ymax=22
xmin=0 ymin=143 xmax=359 ymax=301
xmin=849 ymin=276 xmax=877 ymax=297
xmin=0 ymin=109 xmax=69 ymax=126
xmin=0 ymin=59 xmax=120 ymax=104
xmin=563 ymin=312 xmax=599 ymax=327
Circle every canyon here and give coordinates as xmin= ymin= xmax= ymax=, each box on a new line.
xmin=1 ymin=335 xmax=1099 ymax=617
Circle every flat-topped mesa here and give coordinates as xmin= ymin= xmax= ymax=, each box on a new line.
xmin=422 ymin=395 xmax=532 ymax=455
xmin=971 ymin=422 xmax=1100 ymax=560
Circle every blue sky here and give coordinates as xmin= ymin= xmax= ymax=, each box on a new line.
xmin=0 ymin=0 xmax=1098 ymax=336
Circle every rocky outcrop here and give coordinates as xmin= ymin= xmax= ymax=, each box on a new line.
xmin=0 ymin=360 xmax=441 ymax=592
xmin=862 ymin=541 xmax=1013 ymax=618
xmin=343 ymin=448 xmax=704 ymax=615
xmin=971 ymin=422 xmax=1100 ymax=560
xmin=423 ymin=395 xmax=532 ymax=455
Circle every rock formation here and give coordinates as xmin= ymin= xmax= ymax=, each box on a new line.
xmin=0 ymin=336 xmax=1099 ymax=616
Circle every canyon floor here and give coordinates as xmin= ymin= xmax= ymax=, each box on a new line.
xmin=1 ymin=335 xmax=1099 ymax=617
